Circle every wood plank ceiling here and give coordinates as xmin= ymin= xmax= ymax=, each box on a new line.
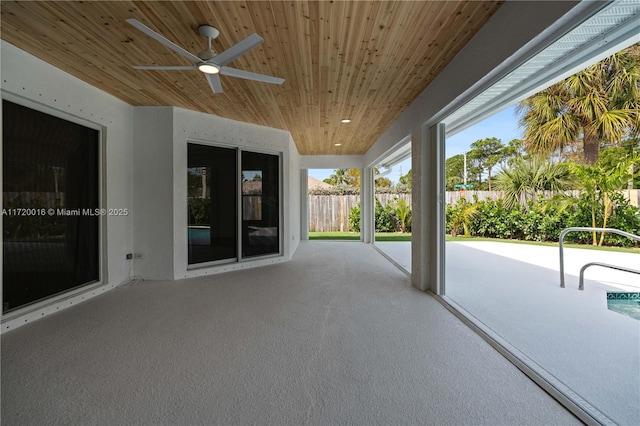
xmin=1 ymin=1 xmax=503 ymax=155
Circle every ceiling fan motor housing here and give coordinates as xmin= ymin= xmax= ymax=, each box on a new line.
xmin=198 ymin=49 xmax=217 ymax=60
xmin=198 ymin=25 xmax=219 ymax=40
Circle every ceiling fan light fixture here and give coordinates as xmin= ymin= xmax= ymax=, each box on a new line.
xmin=198 ymin=62 xmax=220 ymax=74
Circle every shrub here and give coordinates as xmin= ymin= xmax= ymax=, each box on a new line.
xmin=348 ymin=203 xmax=361 ymax=232
xmin=3 ymin=194 xmax=64 ymax=241
xmin=309 ymin=185 xmax=359 ymax=195
xmin=394 ymin=197 xmax=412 ymax=233
xmin=448 ymin=198 xmax=479 ymax=237
xmin=562 ymin=194 xmax=596 ymax=244
xmin=469 ymin=199 xmax=512 ymax=239
xmin=188 ymin=197 xmax=210 ymax=226
xmin=375 ymin=198 xmax=397 ymax=232
xmin=348 ymin=198 xmax=399 ymax=232
xmin=602 ymin=193 xmax=640 ymax=247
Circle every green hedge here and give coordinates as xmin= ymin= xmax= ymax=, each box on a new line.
xmin=349 ymin=197 xmax=411 ymax=233
xmin=446 ymin=194 xmax=640 ymax=247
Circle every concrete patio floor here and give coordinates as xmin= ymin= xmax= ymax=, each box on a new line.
xmin=2 ymin=242 xmax=581 ymax=426
xmin=376 ymin=240 xmax=640 ymax=426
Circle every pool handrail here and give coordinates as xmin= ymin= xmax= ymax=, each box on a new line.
xmin=559 ymin=227 xmax=640 ymax=288
xmin=578 ymin=262 xmax=640 ymax=290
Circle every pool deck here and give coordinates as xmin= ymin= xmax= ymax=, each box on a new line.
xmin=375 ymin=240 xmax=640 ymax=426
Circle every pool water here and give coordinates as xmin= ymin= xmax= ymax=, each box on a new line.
xmin=188 ymin=227 xmax=210 ymax=245
xmin=607 ymin=293 xmax=640 ymax=321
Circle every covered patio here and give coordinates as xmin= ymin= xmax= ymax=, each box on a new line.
xmin=3 ymin=1 xmax=639 ymax=424
xmin=0 ymin=242 xmax=580 ymax=425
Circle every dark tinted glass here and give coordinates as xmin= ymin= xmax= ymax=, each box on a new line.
xmin=241 ymin=151 xmax=280 ymax=257
xmin=187 ymin=144 xmax=237 ymax=264
xmin=3 ymin=100 xmax=100 ymax=313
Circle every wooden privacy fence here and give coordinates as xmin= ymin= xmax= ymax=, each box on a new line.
xmin=308 ymin=193 xmax=410 ymax=232
xmin=308 ymin=195 xmax=358 ymax=232
xmin=308 ymin=190 xmax=640 ymax=232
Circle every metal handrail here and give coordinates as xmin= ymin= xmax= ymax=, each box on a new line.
xmin=559 ymin=227 xmax=640 ymax=288
xmin=579 ymin=262 xmax=640 ymax=290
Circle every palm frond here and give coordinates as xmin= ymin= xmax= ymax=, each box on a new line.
xmin=518 ymin=44 xmax=640 ymax=164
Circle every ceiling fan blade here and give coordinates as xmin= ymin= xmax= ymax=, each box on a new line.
xmin=221 ymin=67 xmax=285 ymax=85
xmin=132 ymin=65 xmax=195 ymax=70
xmin=212 ymin=33 xmax=263 ymax=67
xmin=206 ymin=73 xmax=223 ymax=94
xmin=126 ymin=19 xmax=202 ymax=64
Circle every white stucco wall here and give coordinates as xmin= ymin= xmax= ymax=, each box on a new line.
xmin=288 ymin=135 xmax=301 ymax=254
xmin=1 ymin=40 xmax=135 ymax=327
xmin=133 ymin=106 xmax=301 ymax=280
xmin=132 ymin=107 xmax=175 ymax=280
xmin=300 ymin=155 xmax=364 ymax=170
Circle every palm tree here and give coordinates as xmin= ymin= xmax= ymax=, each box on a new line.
xmin=449 ymin=198 xmax=479 ymax=237
xmin=394 ymin=198 xmax=412 ymax=233
xmin=494 ymin=158 xmax=575 ymax=209
xmin=323 ymin=168 xmax=351 ymax=186
xmin=518 ymin=45 xmax=640 ymax=165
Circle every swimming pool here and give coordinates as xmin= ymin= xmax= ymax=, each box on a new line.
xmin=607 ymin=292 xmax=640 ymax=320
xmin=188 ymin=227 xmax=210 ymax=245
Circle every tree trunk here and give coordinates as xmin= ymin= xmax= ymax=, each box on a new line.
xmin=487 ymin=167 xmax=492 ymax=191
xmin=598 ymin=195 xmax=612 ymax=246
xmin=583 ymin=132 xmax=599 ymax=166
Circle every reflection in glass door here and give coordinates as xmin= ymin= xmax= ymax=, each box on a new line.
xmin=187 ymin=144 xmax=237 ymax=265
xmin=241 ymin=151 xmax=280 ymax=258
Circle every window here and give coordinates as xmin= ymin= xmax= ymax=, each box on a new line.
xmin=2 ymin=100 xmax=100 ymax=313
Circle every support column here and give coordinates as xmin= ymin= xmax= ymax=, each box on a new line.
xmin=411 ymin=123 xmax=445 ymax=293
xmin=300 ymin=169 xmax=309 ymax=240
xmin=361 ymin=166 xmax=374 ymax=243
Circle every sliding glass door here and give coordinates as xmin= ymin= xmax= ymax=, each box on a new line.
xmin=187 ymin=144 xmax=280 ymax=267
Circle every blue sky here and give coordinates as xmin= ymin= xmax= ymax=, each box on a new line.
xmin=446 ymin=105 xmax=522 ymax=158
xmin=308 ymin=105 xmax=523 ymax=183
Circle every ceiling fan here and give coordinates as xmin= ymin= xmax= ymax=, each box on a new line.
xmin=126 ymin=19 xmax=284 ymax=94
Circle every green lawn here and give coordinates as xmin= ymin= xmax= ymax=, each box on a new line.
xmin=308 ymin=232 xmax=639 ymax=253
xmin=309 ymin=232 xmax=412 ymax=241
